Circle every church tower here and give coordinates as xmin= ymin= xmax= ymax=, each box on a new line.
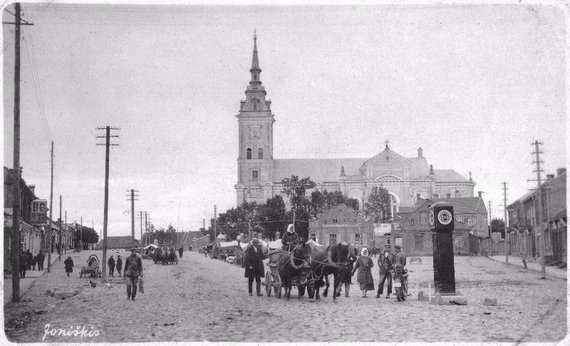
xmin=235 ymin=32 xmax=275 ymax=205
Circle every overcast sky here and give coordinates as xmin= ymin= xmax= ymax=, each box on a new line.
xmin=3 ymin=2 xmax=566 ymax=237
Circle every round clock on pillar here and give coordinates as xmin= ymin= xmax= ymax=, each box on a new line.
xmin=431 ymin=204 xmax=454 ymax=232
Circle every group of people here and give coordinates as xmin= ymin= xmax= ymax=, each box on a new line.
xmin=243 ymin=223 xmax=408 ymax=299
xmin=352 ymin=244 xmax=407 ymax=298
xmin=19 ymin=249 xmax=46 ymax=278
xmin=107 ymin=255 xmax=123 ymax=277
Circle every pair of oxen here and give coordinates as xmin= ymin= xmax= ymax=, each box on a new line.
xmin=274 ymin=242 xmax=353 ymax=300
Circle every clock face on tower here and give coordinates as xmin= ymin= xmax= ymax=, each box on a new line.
xmin=437 ymin=210 xmax=453 ymax=225
xmin=429 ymin=210 xmax=435 ymax=226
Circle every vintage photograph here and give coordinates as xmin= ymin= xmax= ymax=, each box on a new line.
xmin=3 ymin=1 xmax=567 ymax=343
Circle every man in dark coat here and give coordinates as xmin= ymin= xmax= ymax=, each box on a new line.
xmin=178 ymin=247 xmax=183 ymax=258
xmin=108 ymin=255 xmax=115 ymax=277
xmin=116 ymin=255 xmax=123 ymax=276
xmin=20 ymin=251 xmax=29 ymax=278
xmin=64 ymin=256 xmax=74 ymax=277
xmin=376 ymin=245 xmax=393 ymax=299
xmin=124 ymin=248 xmax=143 ymax=300
xmin=36 ymin=250 xmax=45 ymax=271
xmin=244 ymin=238 xmax=265 ymax=296
xmin=26 ymin=250 xmax=33 ymax=270
xmin=393 ymin=245 xmax=407 ymax=268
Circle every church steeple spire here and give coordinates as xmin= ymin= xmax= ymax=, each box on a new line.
xmin=250 ymin=30 xmax=262 ymax=85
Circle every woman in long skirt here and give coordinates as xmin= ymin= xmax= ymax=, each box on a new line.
xmin=352 ymin=247 xmax=375 ymax=297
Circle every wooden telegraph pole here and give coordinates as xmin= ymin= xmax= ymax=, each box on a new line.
xmin=503 ymin=182 xmax=508 ymax=265
xmin=531 ymin=140 xmax=546 ymax=279
xmin=96 ymin=126 xmax=119 ymax=282
xmin=59 ymin=195 xmax=62 ymax=261
xmin=126 ymin=189 xmax=139 ymax=246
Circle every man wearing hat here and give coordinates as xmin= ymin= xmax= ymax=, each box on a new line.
xmin=376 ymin=244 xmax=393 ymax=299
xmin=124 ymin=248 xmax=143 ymax=300
xmin=244 ymin=238 xmax=265 ymax=296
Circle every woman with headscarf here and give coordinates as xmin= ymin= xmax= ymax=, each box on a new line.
xmin=351 ymin=247 xmax=375 ymax=297
xmin=281 ymin=224 xmax=299 ymax=252
xmin=64 ymin=256 xmax=74 ymax=277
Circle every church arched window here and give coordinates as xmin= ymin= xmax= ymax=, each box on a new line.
xmin=246 ymin=148 xmax=252 ymax=160
xmin=455 ymin=189 xmax=460 ymax=198
xmin=258 ymin=148 xmax=263 ymax=159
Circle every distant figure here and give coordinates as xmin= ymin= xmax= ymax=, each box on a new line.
xmin=352 ymin=247 xmax=375 ymax=298
xmin=124 ymin=248 xmax=143 ymax=300
xmin=26 ymin=250 xmax=33 ymax=270
xmin=116 ymin=255 xmax=123 ymax=276
xmin=36 ymin=250 xmax=45 ymax=271
xmin=108 ymin=255 xmax=116 ymax=277
xmin=178 ymin=247 xmax=183 ymax=258
xmin=64 ymin=256 xmax=74 ymax=277
xmin=31 ymin=254 xmax=37 ymax=271
xmin=20 ymin=251 xmax=29 ymax=278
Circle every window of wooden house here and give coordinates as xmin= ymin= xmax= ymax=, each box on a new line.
xmin=410 ymin=218 xmax=415 ymax=226
xmin=329 ymin=234 xmax=337 ymax=245
xmin=332 ymin=218 xmax=338 ymax=224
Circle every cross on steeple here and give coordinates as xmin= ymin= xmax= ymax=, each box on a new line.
xmin=385 ymin=139 xmax=390 ymax=149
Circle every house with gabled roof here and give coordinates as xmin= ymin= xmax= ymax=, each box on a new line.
xmin=391 ymin=196 xmax=488 ymax=256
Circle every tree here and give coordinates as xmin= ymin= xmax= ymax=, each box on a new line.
xmin=310 ymin=190 xmax=359 ymax=218
xmin=281 ymin=175 xmax=316 ymax=240
xmin=258 ymin=195 xmax=288 ymax=240
xmin=73 ymin=226 xmax=99 ymax=249
xmin=490 ymin=218 xmax=505 ymax=238
xmin=363 ymin=186 xmax=392 ymax=223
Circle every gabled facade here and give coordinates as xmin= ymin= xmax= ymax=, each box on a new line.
xmin=391 ymin=197 xmax=488 ymax=256
xmin=308 ymin=204 xmax=373 ymax=247
xmin=234 ymin=35 xmax=476 ymax=212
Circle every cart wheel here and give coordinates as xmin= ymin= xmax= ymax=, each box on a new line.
xmin=265 ymin=275 xmax=272 ymax=297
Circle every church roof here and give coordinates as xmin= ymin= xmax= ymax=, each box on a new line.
xmin=431 ymin=169 xmax=470 ymax=182
xmin=273 ymin=158 xmax=365 ymax=183
xmin=429 ymin=197 xmax=486 ymax=214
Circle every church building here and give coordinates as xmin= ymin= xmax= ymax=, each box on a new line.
xmin=235 ymin=34 xmax=476 ymax=213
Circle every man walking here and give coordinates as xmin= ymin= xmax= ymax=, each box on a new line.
xmin=36 ymin=250 xmax=45 ymax=271
xmin=244 ymin=238 xmax=265 ymax=296
xmin=116 ymin=255 xmax=123 ymax=277
xmin=108 ymin=255 xmax=115 ymax=277
xmin=124 ymin=248 xmax=143 ymax=300
xmin=376 ymin=245 xmax=393 ymax=299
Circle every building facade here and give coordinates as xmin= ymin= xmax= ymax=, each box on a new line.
xmin=234 ymin=35 xmax=476 ymax=212
xmin=391 ymin=197 xmax=488 ymax=256
xmin=507 ymin=168 xmax=566 ymax=263
xmin=308 ymin=204 xmax=373 ymax=248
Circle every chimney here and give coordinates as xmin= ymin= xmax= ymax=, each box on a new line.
xmin=29 ymin=185 xmax=35 ymax=195
xmin=418 ymin=147 xmax=423 ymax=158
xmin=557 ymin=168 xmax=566 ymax=176
xmin=417 ymin=193 xmax=421 ymax=200
xmin=429 ymin=164 xmax=434 ymax=175
xmin=547 ymin=174 xmax=555 ymax=180
xmin=478 ymin=191 xmax=483 ymax=199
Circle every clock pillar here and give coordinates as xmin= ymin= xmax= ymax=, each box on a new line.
xmin=429 ymin=203 xmax=456 ymax=294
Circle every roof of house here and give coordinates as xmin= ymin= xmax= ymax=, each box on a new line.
xmin=272 ymin=158 xmax=469 ymax=183
xmin=99 ymin=236 xmax=136 ymax=249
xmin=410 ymin=197 xmax=487 ymax=215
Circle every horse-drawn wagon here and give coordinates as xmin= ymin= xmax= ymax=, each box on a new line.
xmin=263 ymin=242 xmax=314 ymax=299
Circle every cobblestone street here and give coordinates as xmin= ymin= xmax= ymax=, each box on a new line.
xmin=4 ymin=250 xmax=567 ymax=343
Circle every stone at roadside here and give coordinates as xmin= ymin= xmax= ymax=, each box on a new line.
xmin=450 ymin=297 xmax=468 ymax=305
xmin=418 ymin=291 xmax=428 ymax=301
xmin=483 ymin=298 xmax=497 ymax=306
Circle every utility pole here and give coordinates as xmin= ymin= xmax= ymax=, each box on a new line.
xmin=503 ymin=182 xmax=508 ymax=265
xmin=140 ymin=211 xmax=144 ymax=246
xmin=64 ymin=211 xmax=67 ymax=252
xmin=531 ymin=140 xmax=546 ymax=278
xmin=96 ymin=126 xmax=119 ymax=282
xmin=4 ymin=1 xmax=33 ymax=303
xmin=58 ymin=195 xmax=62 ymax=261
xmin=126 ymin=189 xmax=139 ymax=246
xmin=47 ymin=141 xmax=54 ymax=272
xmin=214 ymin=205 xmax=217 ymax=243
xmin=80 ymin=216 xmax=83 ymax=251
